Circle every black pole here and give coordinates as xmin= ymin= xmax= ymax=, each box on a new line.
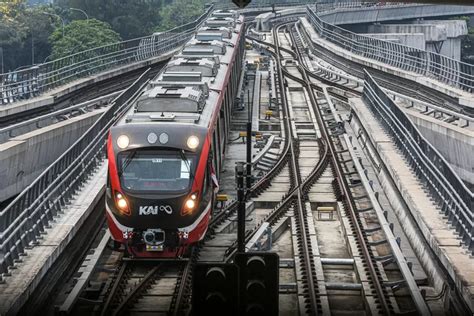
xmin=236 ymin=163 xmax=245 ymax=252
xmin=246 ymin=88 xmax=252 ymax=189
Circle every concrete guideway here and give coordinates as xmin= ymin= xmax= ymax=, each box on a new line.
xmin=0 ymin=50 xmax=177 ymax=121
xmin=290 ymin=17 xmax=474 ymax=186
xmin=319 ymin=3 xmax=474 ymax=26
xmin=0 ymin=106 xmax=107 ymax=203
xmin=0 ymin=163 xmax=106 ymax=315
xmin=350 ymin=98 xmax=474 ymax=313
xmin=1 ymin=4 xmax=473 ymax=315
xmin=299 ymin=16 xmax=474 ymax=106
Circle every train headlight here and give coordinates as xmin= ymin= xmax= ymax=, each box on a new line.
xmin=115 ymin=192 xmax=130 ymax=215
xmin=181 ymin=192 xmax=198 ymax=216
xmin=187 ymin=135 xmax=200 ymax=149
xmin=117 ymin=135 xmax=130 ymax=149
xmin=185 ymin=199 xmax=196 ymax=209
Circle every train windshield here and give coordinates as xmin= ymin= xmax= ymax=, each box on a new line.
xmin=118 ymin=149 xmax=197 ymax=193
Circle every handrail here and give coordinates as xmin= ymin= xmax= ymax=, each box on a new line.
xmin=0 ymin=69 xmax=150 ymax=281
xmin=0 ymin=91 xmax=121 ymax=144
xmin=216 ymin=1 xmax=413 ymax=12
xmin=0 ymin=5 xmax=213 ymax=105
xmin=306 ymin=6 xmax=474 ymax=93
xmin=362 ymin=70 xmax=473 ymax=255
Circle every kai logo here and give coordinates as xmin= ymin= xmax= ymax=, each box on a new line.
xmin=139 ymin=205 xmax=173 ymax=215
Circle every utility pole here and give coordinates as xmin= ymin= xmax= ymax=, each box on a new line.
xmin=236 ymin=163 xmax=245 ymax=253
xmin=70 ymin=8 xmax=89 ymax=21
xmin=31 ymin=33 xmax=34 ymax=66
xmin=0 ymin=47 xmax=4 ymax=74
xmin=43 ymin=12 xmax=66 ymax=37
xmin=246 ymin=89 xmax=252 ymax=189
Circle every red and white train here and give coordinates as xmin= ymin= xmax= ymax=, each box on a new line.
xmin=105 ymin=10 xmax=244 ymax=257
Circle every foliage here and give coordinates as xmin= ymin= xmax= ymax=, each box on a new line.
xmin=155 ymin=0 xmax=207 ymax=32
xmin=0 ymin=0 xmax=26 ymax=18
xmin=55 ymin=0 xmax=170 ymax=40
xmin=49 ymin=19 xmax=121 ymax=60
xmin=0 ymin=1 xmax=55 ymax=71
xmin=451 ymin=16 xmax=474 ymax=65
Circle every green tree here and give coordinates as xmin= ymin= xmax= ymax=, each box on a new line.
xmin=0 ymin=1 xmax=55 ymax=71
xmin=55 ymin=0 xmax=168 ymax=40
xmin=49 ymin=19 xmax=121 ymax=60
xmin=0 ymin=0 xmax=26 ymax=18
xmin=155 ymin=0 xmax=206 ymax=32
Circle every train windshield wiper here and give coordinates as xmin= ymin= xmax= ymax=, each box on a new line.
xmin=118 ymin=150 xmax=137 ymax=178
xmin=179 ymin=150 xmax=195 ymax=181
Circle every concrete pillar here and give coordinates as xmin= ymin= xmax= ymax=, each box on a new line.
xmin=416 ymin=20 xmax=468 ymax=60
xmin=368 ymin=21 xmax=468 ymax=60
xmin=368 ymin=23 xmax=447 ymax=54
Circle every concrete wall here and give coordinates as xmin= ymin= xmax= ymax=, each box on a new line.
xmin=417 ymin=20 xmax=468 ymax=60
xmin=320 ymin=4 xmax=474 ymax=26
xmin=403 ymin=109 xmax=474 ymax=186
xmin=365 ymin=33 xmax=425 ymax=50
xmin=366 ymin=21 xmax=467 ymax=60
xmin=368 ymin=24 xmax=447 ymax=42
xmin=0 ymin=109 xmax=106 ymax=202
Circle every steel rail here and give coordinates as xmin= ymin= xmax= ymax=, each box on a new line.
xmin=287 ymin=22 xmax=393 ymax=315
xmin=251 ymin=26 xmax=474 ymax=126
xmin=272 ymin=23 xmax=320 ymax=316
xmin=112 ymin=264 xmax=161 ymax=316
xmin=221 ymin=22 xmax=330 ymax=315
xmin=100 ymin=261 xmax=129 ymax=316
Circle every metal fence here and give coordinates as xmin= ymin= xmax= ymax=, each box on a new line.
xmin=363 ymin=70 xmax=473 ymax=255
xmin=314 ymin=1 xmax=412 ymax=12
xmin=306 ymin=7 xmax=474 ymax=93
xmin=216 ymin=1 xmax=411 ymax=12
xmin=0 ymin=6 xmax=213 ymax=105
xmin=0 ymin=67 xmax=150 ymax=281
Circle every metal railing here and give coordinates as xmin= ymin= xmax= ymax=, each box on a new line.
xmin=217 ymin=1 xmax=411 ymax=12
xmin=314 ymin=1 xmax=413 ymax=12
xmin=0 ymin=69 xmax=150 ymax=281
xmin=215 ymin=0 xmax=314 ymax=10
xmin=363 ymin=70 xmax=473 ymax=254
xmin=0 ymin=91 xmax=120 ymax=144
xmin=307 ymin=7 xmax=474 ymax=92
xmin=0 ymin=6 xmax=213 ymax=105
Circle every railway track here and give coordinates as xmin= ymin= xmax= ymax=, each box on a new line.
xmin=49 ymin=23 xmax=434 ymax=315
xmin=249 ymin=20 xmax=472 ymax=124
xmin=221 ymin=22 xmax=429 ymax=314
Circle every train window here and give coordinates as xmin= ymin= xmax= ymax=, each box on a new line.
xmin=117 ymin=149 xmax=196 ymax=193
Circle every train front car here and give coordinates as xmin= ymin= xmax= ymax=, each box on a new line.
xmin=106 ymin=124 xmax=214 ymax=257
xmin=105 ymin=9 xmax=244 ymax=258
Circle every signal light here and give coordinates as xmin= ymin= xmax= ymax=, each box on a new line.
xmin=235 ymin=252 xmax=279 ymax=315
xmin=192 ymin=263 xmax=239 ymax=316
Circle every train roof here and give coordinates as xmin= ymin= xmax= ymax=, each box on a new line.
xmin=115 ymin=10 xmax=243 ymax=132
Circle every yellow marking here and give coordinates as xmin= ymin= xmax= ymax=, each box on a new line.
xmin=216 ymin=194 xmax=228 ymax=202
